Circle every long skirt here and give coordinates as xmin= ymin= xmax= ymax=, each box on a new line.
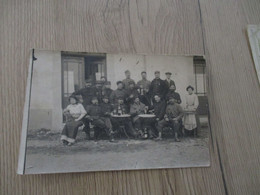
xmin=184 ymin=113 xmax=198 ymax=131
xmin=61 ymin=120 xmax=83 ymax=143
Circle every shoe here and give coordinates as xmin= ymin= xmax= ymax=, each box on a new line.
xmin=110 ymin=138 xmax=115 ymax=142
xmin=67 ymin=142 xmax=73 ymax=146
xmin=175 ymin=137 xmax=180 ymax=142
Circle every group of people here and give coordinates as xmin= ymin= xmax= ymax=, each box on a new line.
xmin=61 ymin=70 xmax=199 ymax=145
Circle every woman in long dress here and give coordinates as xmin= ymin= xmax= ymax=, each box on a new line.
xmin=61 ymin=95 xmax=87 ymax=145
xmin=183 ymin=86 xmax=199 ymax=136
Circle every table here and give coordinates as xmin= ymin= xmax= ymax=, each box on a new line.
xmin=111 ymin=114 xmax=132 ymax=138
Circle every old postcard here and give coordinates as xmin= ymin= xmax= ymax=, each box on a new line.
xmin=248 ymin=25 xmax=260 ymax=84
xmin=18 ymin=49 xmax=210 ymax=174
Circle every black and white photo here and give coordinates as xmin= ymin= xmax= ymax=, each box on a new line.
xmin=18 ymin=49 xmax=210 ymax=174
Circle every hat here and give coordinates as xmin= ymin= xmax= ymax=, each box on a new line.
xmin=154 ymin=71 xmax=160 ymax=74
xmin=125 ymin=70 xmax=130 ymax=74
xmin=102 ymin=95 xmax=109 ymax=99
xmin=141 ymin=71 xmax=146 ymax=74
xmin=116 ymin=81 xmax=123 ymax=85
xmin=68 ymin=95 xmax=79 ymax=103
xmin=165 ymin=72 xmax=172 ymax=75
xmin=186 ymin=85 xmax=194 ymax=91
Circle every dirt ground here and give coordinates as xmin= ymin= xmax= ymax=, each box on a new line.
xmin=25 ymin=127 xmax=210 ymax=174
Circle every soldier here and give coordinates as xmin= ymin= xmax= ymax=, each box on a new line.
xmin=86 ymin=97 xmax=114 ymax=142
xmin=130 ymin=96 xmax=148 ymax=137
xmin=164 ymin=72 xmax=176 ymax=90
xmin=110 ymin=81 xmax=127 ymax=104
xmin=125 ymin=81 xmax=139 ymax=108
xmin=100 ymin=95 xmax=114 ymax=137
xmin=149 ymin=95 xmax=166 ymax=122
xmin=148 ymin=95 xmax=166 ymax=138
xmin=149 ymin=71 xmax=168 ymax=101
xmin=136 ymin=71 xmax=151 ymax=107
xmin=122 ymin=70 xmax=135 ymax=89
xmin=72 ymin=79 xmax=97 ymax=109
xmin=165 ymin=84 xmax=182 ymax=104
xmin=95 ymin=80 xmax=104 ymax=103
xmin=156 ymin=96 xmax=184 ymax=142
xmin=101 ymin=81 xmax=113 ymax=100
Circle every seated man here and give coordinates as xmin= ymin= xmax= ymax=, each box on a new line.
xmin=149 ymin=95 xmax=166 ymax=121
xmin=130 ymin=96 xmax=148 ymax=138
xmin=86 ymin=97 xmax=114 ymax=142
xmin=111 ymin=98 xmax=137 ymax=138
xmin=148 ymin=95 xmax=166 ymax=136
xmin=100 ymin=95 xmax=114 ymax=135
xmin=125 ymin=81 xmax=139 ymax=110
xmin=156 ymin=96 xmax=184 ymax=141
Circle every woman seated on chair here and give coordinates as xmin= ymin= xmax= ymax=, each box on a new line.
xmin=183 ymin=85 xmax=200 ymax=136
xmin=61 ymin=95 xmax=87 ymax=146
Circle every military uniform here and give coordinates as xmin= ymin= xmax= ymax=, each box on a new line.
xmin=86 ymin=104 xmax=113 ymax=140
xmin=137 ymin=79 xmax=151 ymax=107
xmin=157 ymin=103 xmax=184 ymax=135
xmin=149 ymin=78 xmax=168 ymax=100
xmin=73 ymin=87 xmax=97 ymax=109
xmin=125 ymin=87 xmax=139 ymax=104
xmin=101 ymin=88 xmax=113 ymax=100
xmin=130 ymin=102 xmax=146 ymax=132
xmin=122 ymin=78 xmax=135 ymax=89
xmin=151 ymin=100 xmax=166 ymax=120
xmin=110 ymin=89 xmax=127 ymax=104
xmin=100 ymin=102 xmax=113 ymax=130
xmin=166 ymin=91 xmax=182 ymax=104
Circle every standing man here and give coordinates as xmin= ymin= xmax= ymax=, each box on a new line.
xmin=110 ymin=81 xmax=127 ymax=104
xmin=166 ymin=84 xmax=182 ymax=104
xmin=149 ymin=71 xmax=168 ymax=101
xmin=72 ymin=79 xmax=97 ymax=109
xmin=101 ymin=81 xmax=113 ymax=100
xmin=137 ymin=71 xmax=151 ymax=107
xmin=164 ymin=72 xmax=176 ymax=90
xmin=122 ymin=70 xmax=135 ymax=89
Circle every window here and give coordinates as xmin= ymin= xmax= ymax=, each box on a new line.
xmin=61 ymin=52 xmax=106 ymax=111
xmin=194 ymin=56 xmax=206 ymax=96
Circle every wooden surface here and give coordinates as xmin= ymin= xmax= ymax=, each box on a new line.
xmin=1 ymin=0 xmax=260 ymax=194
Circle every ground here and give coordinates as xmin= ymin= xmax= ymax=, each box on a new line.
xmin=25 ymin=127 xmax=210 ymax=174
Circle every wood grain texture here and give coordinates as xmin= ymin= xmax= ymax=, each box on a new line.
xmin=0 ymin=0 xmax=259 ymax=194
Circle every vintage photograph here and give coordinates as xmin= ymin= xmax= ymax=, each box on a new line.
xmin=18 ymin=49 xmax=210 ymax=174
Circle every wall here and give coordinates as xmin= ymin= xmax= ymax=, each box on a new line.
xmin=28 ymin=50 xmax=62 ymax=131
xmin=107 ymin=54 xmax=194 ymax=107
